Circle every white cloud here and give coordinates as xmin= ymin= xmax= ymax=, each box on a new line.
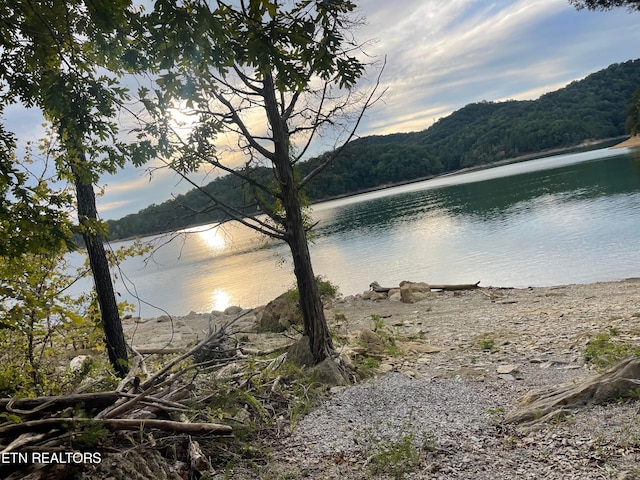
xmin=7 ymin=1 xmax=640 ymax=219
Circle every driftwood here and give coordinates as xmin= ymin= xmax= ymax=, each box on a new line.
xmin=504 ymin=357 xmax=640 ymax=425
xmin=0 ymin=418 xmax=232 ymax=436
xmin=429 ymin=281 xmax=481 ymax=291
xmin=0 ymin=311 xmax=254 ymax=460
xmin=370 ymin=280 xmax=481 ymax=293
xmin=0 ymin=392 xmax=120 ymax=414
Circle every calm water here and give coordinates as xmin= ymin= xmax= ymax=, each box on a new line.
xmin=76 ymin=147 xmax=640 ymax=316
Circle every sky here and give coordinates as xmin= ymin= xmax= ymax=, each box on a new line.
xmin=5 ymin=0 xmax=640 ymax=220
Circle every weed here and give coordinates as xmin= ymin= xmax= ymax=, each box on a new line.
xmin=370 ymin=314 xmax=404 ymax=357
xmin=371 ymin=314 xmax=385 ymax=332
xmin=584 ymin=331 xmax=640 ymax=370
xmin=477 ymin=333 xmax=496 ymax=351
xmin=285 ymin=276 xmax=340 ymax=304
xmin=358 ymin=421 xmax=436 ymax=480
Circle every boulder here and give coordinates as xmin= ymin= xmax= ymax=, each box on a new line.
xmin=399 ymin=281 xmax=431 ymax=303
xmin=362 ymin=290 xmax=386 ymax=301
xmin=224 ymin=305 xmax=243 ymax=316
xmin=356 ymin=328 xmax=385 ymax=355
xmin=388 ymin=289 xmax=402 ymax=302
xmin=287 ymin=336 xmax=316 ymax=368
xmin=257 ymin=292 xmax=301 ymax=332
xmin=309 ymin=358 xmax=349 ymax=386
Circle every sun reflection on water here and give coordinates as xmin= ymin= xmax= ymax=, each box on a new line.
xmin=183 ymin=224 xmax=228 ymax=251
xmin=210 ymin=289 xmax=231 ymax=312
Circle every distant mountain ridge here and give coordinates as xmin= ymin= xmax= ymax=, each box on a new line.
xmin=107 ymin=59 xmax=640 ymax=240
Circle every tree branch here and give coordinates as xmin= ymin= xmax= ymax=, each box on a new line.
xmin=299 ymin=58 xmax=387 ymax=188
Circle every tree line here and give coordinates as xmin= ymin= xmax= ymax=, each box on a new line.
xmin=108 ymin=59 xmax=640 ymax=240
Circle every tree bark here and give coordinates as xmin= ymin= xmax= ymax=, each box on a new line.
xmin=263 ymin=73 xmax=335 ymax=364
xmin=72 ymin=155 xmax=129 ymax=377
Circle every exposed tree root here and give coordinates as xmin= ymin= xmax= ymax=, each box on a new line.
xmin=504 ymin=357 xmax=640 ymax=425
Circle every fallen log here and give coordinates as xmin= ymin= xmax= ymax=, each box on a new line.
xmin=370 ymin=280 xmax=481 ymax=293
xmin=429 ymin=281 xmax=481 ymax=291
xmin=0 ymin=392 xmax=120 ymax=415
xmin=0 ymin=417 xmax=233 ymax=437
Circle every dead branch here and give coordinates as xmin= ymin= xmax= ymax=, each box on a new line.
xmin=1 ymin=392 xmax=121 ymax=415
xmin=0 ymin=417 xmax=232 ymax=437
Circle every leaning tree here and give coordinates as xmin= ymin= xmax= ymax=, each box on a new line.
xmin=0 ymin=1 xmax=140 ymax=376
xmin=135 ymin=0 xmax=382 ymax=363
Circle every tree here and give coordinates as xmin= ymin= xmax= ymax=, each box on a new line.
xmin=137 ymin=0 xmax=382 ymax=363
xmin=568 ymin=0 xmax=640 ymax=10
xmin=0 ymin=1 xmax=137 ymax=376
xmin=627 ymin=86 xmax=640 ymax=135
xmin=568 ymin=1 xmax=640 ymax=135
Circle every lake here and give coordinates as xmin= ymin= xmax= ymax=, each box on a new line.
xmin=77 ymin=146 xmax=640 ymax=316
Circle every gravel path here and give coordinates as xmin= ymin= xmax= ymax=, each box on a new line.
xmin=232 ymin=279 xmax=640 ymax=479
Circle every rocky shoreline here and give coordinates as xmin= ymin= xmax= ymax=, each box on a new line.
xmin=123 ymin=279 xmax=640 ymax=479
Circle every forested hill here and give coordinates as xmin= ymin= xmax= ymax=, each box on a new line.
xmin=107 ymin=59 xmax=640 ymax=240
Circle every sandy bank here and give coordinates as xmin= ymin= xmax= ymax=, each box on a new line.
xmin=611 ymin=135 xmax=640 ymax=149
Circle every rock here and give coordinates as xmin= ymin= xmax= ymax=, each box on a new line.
xmin=69 ymin=355 xmax=90 ymax=372
xmin=378 ymin=363 xmax=394 ymax=373
xmin=257 ymin=292 xmax=301 ymax=332
xmin=357 ymin=328 xmax=385 ymax=354
xmin=309 ymin=358 xmax=349 ymax=386
xmin=399 ymin=281 xmax=431 ymax=303
xmin=448 ymin=366 xmax=488 ymax=380
xmin=287 ymin=336 xmax=316 ymax=367
xmin=224 ymin=305 xmax=243 ymax=316
xmin=388 ymin=289 xmax=402 ymax=301
xmin=400 ymin=280 xmax=430 ymax=292
xmin=497 ymin=364 xmax=519 ymax=374
xmin=400 ymin=341 xmax=442 ymax=354
xmin=362 ymin=290 xmax=386 ymax=301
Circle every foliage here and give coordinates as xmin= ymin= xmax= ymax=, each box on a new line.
xmin=107 ymin=59 xmax=640 ymax=240
xmin=356 ymin=421 xmax=437 ymax=480
xmin=569 ymin=0 xmax=640 ymax=11
xmin=477 ymin=333 xmax=497 ymax=351
xmin=627 ymin=86 xmax=640 ymax=135
xmin=583 ymin=329 xmax=640 ymax=370
xmin=0 ymin=251 xmax=106 ymax=397
xmin=0 ymin=0 xmax=144 ymax=377
xmin=284 ymin=276 xmax=340 ymax=305
xmin=0 ymin=139 xmax=76 ymax=257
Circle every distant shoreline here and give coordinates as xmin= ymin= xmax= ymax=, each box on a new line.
xmin=312 ymin=136 xmax=628 ymax=206
xmin=610 ymin=134 xmax=640 ymax=149
xmin=108 ymin=136 xmax=630 ymax=243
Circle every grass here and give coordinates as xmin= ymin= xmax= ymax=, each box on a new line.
xmin=584 ymin=329 xmax=640 ymax=370
xmin=356 ymin=421 xmax=437 ymax=480
xmin=477 ymin=332 xmax=496 ymax=351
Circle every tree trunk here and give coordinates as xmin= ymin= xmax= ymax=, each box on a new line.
xmin=263 ymin=73 xmax=335 ymax=364
xmin=284 ymin=199 xmax=334 ymax=363
xmin=72 ymin=156 xmax=129 ymax=377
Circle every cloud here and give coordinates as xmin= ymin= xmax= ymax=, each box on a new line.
xmin=5 ymin=1 xmax=640 ymax=220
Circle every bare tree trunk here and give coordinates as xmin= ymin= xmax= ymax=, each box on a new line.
xmin=264 ymin=73 xmax=335 ymax=364
xmin=283 ymin=191 xmax=335 ymax=363
xmin=72 ymin=155 xmax=129 ymax=377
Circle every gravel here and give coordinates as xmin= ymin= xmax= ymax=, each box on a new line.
xmin=246 ymin=280 xmax=640 ymax=479
xmin=291 ymin=373 xmax=494 ymax=455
